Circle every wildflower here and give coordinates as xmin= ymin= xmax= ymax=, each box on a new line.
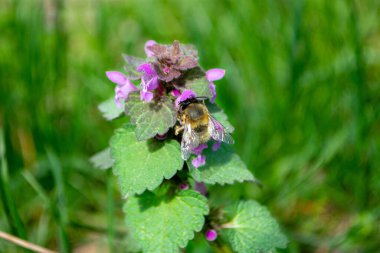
xmin=137 ymin=63 xmax=159 ymax=102
xmin=205 ymin=229 xmax=218 ymax=241
xmin=212 ymin=141 xmax=222 ymax=151
xmin=146 ymin=40 xmax=198 ymax=82
xmin=171 ymin=88 xmax=181 ymax=97
xmin=191 ymin=144 xmax=207 ymax=168
xmin=175 ymin=89 xmax=196 ymax=108
xmin=106 ymin=71 xmax=138 ymax=108
xmin=179 ymin=183 xmax=189 ymax=190
xmin=206 ymin=68 xmax=225 ymax=103
xmin=192 ymin=155 xmax=206 ymax=168
xmin=194 ymin=182 xmax=207 ymax=196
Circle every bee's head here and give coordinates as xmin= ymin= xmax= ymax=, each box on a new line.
xmin=178 ymin=96 xmax=208 ymax=111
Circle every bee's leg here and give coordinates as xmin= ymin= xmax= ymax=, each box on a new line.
xmin=175 ymin=125 xmax=184 ymax=135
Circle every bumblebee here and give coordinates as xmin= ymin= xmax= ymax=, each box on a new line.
xmin=175 ymin=97 xmax=234 ymax=160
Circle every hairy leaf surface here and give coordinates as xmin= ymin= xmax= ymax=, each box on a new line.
xmin=124 ymin=190 xmax=209 ymax=253
xmin=125 ymin=92 xmax=176 ymax=141
xmin=221 ymin=200 xmax=288 ymax=253
xmin=98 ymin=98 xmax=124 ymax=121
xmin=188 ymin=144 xmax=255 ymax=185
xmin=110 ymin=125 xmax=183 ymax=197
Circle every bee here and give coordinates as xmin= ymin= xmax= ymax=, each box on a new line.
xmin=175 ymin=97 xmax=234 ymax=160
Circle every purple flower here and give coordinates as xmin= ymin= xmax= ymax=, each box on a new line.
xmin=191 ymin=143 xmax=207 ymax=168
xmin=175 ymin=89 xmax=196 ymax=108
xmin=171 ymin=89 xmax=181 ymax=97
xmin=194 ymin=182 xmax=207 ymax=196
xmin=144 ymin=40 xmax=157 ymax=57
xmin=106 ymin=71 xmax=138 ymax=108
xmin=206 ymin=68 xmax=225 ymax=103
xmin=193 ymin=143 xmax=208 ymax=155
xmin=212 ymin=141 xmax=222 ymax=151
xmin=205 ymin=229 xmax=218 ymax=241
xmin=155 ymin=133 xmax=167 ymax=140
xmin=192 ymin=155 xmax=206 ymax=168
xmin=179 ymin=183 xmax=189 ymax=190
xmin=137 ymin=63 xmax=159 ymax=102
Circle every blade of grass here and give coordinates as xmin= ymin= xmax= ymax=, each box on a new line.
xmin=22 ymin=171 xmax=50 ymax=205
xmin=0 ymin=128 xmax=28 ymax=242
xmin=21 ymin=170 xmax=51 ymax=246
xmin=47 ymin=149 xmax=70 ymax=253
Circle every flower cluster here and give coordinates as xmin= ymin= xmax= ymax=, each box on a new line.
xmin=106 ymin=40 xmax=227 ymax=168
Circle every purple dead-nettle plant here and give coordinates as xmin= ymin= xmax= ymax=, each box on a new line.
xmin=91 ymin=40 xmax=288 ymax=253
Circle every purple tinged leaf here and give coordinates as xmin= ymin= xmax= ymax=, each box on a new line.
xmin=178 ymin=56 xmax=198 ymax=70
xmin=144 ymin=40 xmax=157 ymax=57
xmin=206 ymin=68 xmax=225 ymax=82
xmin=122 ymin=55 xmax=145 ymax=80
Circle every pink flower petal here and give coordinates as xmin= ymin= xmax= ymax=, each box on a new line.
xmin=175 ymin=89 xmax=196 ymax=108
xmin=144 ymin=40 xmax=157 ymax=57
xmin=106 ymin=71 xmax=127 ymax=86
xmin=140 ymin=90 xmax=154 ymax=102
xmin=137 ymin=63 xmax=156 ymax=77
xmin=193 ymin=143 xmax=208 ymax=156
xmin=205 ymin=229 xmax=218 ymax=241
xmin=212 ymin=141 xmax=221 ymax=151
xmin=206 ymin=68 xmax=225 ymax=82
xmin=171 ymin=89 xmax=181 ymax=97
xmin=192 ymin=155 xmax=206 ymax=168
xmin=146 ymin=77 xmax=159 ymax=91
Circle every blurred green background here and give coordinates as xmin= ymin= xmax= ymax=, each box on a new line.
xmin=1 ymin=0 xmax=379 ymax=252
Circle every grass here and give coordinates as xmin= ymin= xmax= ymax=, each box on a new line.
xmin=0 ymin=0 xmax=380 ymax=252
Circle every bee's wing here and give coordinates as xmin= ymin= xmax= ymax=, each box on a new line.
xmin=181 ymin=123 xmax=200 ymax=160
xmin=208 ymin=116 xmax=234 ymax=144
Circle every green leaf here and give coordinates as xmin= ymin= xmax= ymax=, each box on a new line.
xmin=124 ymin=190 xmax=209 ymax=253
xmin=221 ymin=200 xmax=288 ymax=253
xmin=125 ymin=92 xmax=177 ymax=141
xmin=123 ymin=54 xmax=145 ymax=80
xmin=89 ymin=148 xmax=113 ymax=170
xmin=188 ymin=143 xmax=255 ymax=185
xmin=185 ymin=76 xmax=211 ymax=98
xmin=98 ymin=98 xmax=124 ymax=121
xmin=110 ymin=124 xmax=183 ymax=197
xmin=183 ymin=67 xmax=211 ymax=98
xmin=207 ymin=102 xmax=234 ymax=133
